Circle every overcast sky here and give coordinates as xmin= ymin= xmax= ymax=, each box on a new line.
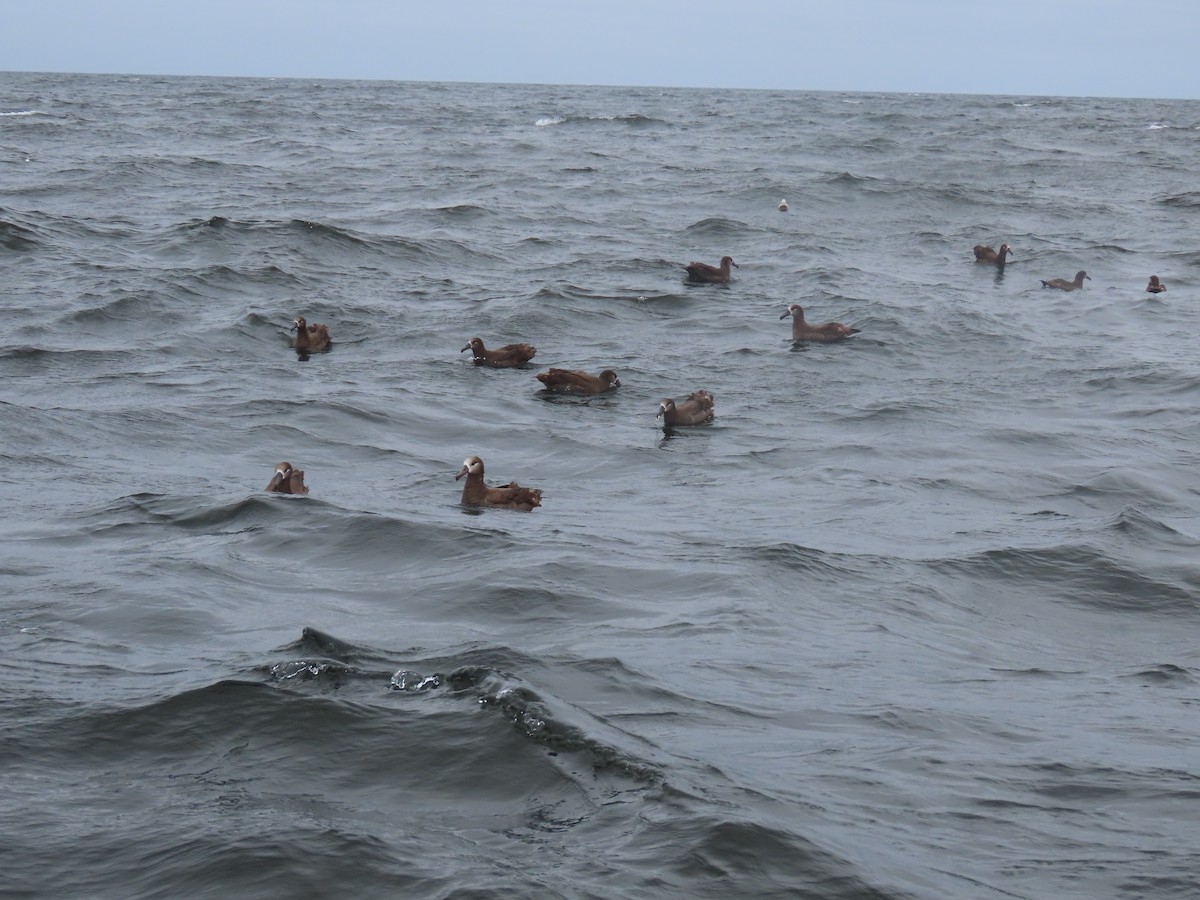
xmin=4 ymin=1 xmax=1197 ymax=99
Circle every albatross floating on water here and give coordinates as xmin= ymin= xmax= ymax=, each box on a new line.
xmin=455 ymin=456 xmax=542 ymax=511
xmin=291 ymin=316 xmax=331 ymax=352
xmin=684 ymin=256 xmax=739 ymax=284
xmin=973 ymin=243 xmax=1012 ymax=265
xmin=657 ymin=390 xmax=715 ymax=426
xmin=1040 ymin=271 xmax=1090 ymax=291
xmin=460 ymin=336 xmax=537 ymax=368
xmin=266 ymin=461 xmax=308 ymax=494
xmin=779 ymin=303 xmax=860 ymax=342
xmin=535 ymin=368 xmax=620 ymax=395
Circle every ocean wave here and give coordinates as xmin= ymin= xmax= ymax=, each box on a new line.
xmin=3 ymin=630 xmax=787 ymax=897
xmin=429 ymin=202 xmax=493 ymax=218
xmin=617 ymin=809 xmax=900 ymax=899
xmin=742 ymin=541 xmax=866 ymax=578
xmin=450 ymin=667 xmax=662 ymax=780
xmin=1103 ymin=506 xmax=1191 ymax=538
xmin=684 ymin=216 xmax=752 ymax=235
xmin=1061 ymin=469 xmax=1181 ymax=507
xmin=541 ymin=282 xmax=687 ymax=310
xmin=535 ymin=113 xmax=665 ymax=128
xmin=178 ymin=215 xmax=373 ymax=248
xmin=59 ymin=291 xmax=167 ymax=328
xmin=172 ymin=213 xmax=504 ymax=267
xmin=0 ymin=217 xmax=39 ymax=251
xmin=289 ymin=218 xmax=376 ymax=245
xmin=265 ymin=628 xmax=665 ymax=782
xmin=185 ymin=262 xmax=305 ymax=290
xmin=1082 ymin=368 xmax=1200 ymax=396
xmin=935 ymin=544 xmax=1199 ymax=615
xmin=1159 ymin=191 xmax=1200 ymax=208
xmin=288 ymin=510 xmax=529 ymax=571
xmin=1121 ymin=663 xmax=1194 ymax=685
xmin=822 ymin=171 xmax=878 ymax=187
xmin=62 ymin=492 xmax=309 ymax=539
xmin=0 ymin=344 xmax=138 ymax=364
xmin=5 ymin=74 xmax=1200 ymax=899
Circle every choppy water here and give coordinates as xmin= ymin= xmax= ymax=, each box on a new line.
xmin=2 ymin=71 xmax=1199 ymax=898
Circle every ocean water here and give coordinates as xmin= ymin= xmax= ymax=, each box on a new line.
xmin=2 ymin=71 xmax=1199 ymax=898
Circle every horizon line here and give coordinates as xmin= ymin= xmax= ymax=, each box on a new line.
xmin=1 ymin=68 xmax=1193 ymax=104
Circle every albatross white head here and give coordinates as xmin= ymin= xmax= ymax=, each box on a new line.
xmin=455 ymin=456 xmax=484 ymax=481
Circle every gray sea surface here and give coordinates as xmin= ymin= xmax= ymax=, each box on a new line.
xmin=2 ymin=72 xmax=1199 ymax=898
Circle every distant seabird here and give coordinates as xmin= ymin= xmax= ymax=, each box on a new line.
xmin=1040 ymin=271 xmax=1091 ymax=291
xmin=291 ymin=316 xmax=331 ymax=352
xmin=973 ymin=243 xmax=1012 ymax=265
xmin=684 ymin=256 xmax=739 ymax=284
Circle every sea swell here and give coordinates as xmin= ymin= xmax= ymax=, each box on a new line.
xmin=2 ymin=72 xmax=1198 ymax=899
